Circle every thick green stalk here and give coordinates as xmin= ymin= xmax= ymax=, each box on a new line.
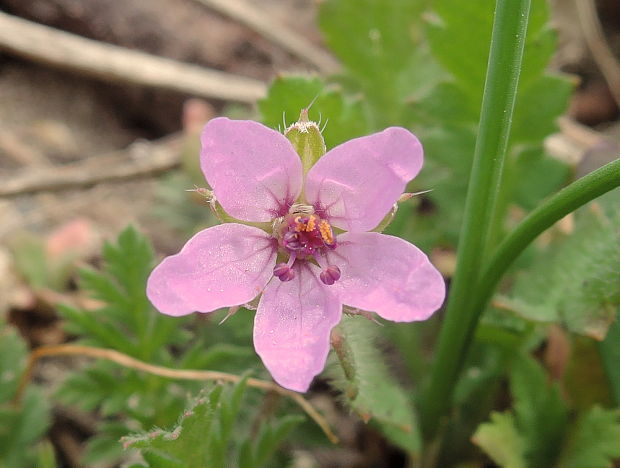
xmin=473 ymin=158 xmax=620 ymax=320
xmin=420 ymin=0 xmax=531 ymax=438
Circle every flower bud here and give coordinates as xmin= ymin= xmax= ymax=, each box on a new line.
xmin=284 ymin=108 xmax=326 ymax=174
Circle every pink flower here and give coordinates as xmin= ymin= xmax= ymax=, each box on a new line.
xmin=147 ymin=118 xmax=445 ymax=392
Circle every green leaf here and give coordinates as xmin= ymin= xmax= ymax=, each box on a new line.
xmin=511 ymin=74 xmax=574 ymax=145
xmin=326 ymin=317 xmax=422 ymax=455
xmin=54 ymin=226 xmax=199 ymax=465
xmin=472 ymin=412 xmax=527 ymax=468
xmin=258 ymin=75 xmax=368 ymax=150
xmin=321 ymin=0 xmax=427 ymax=81
xmin=510 ymin=354 xmax=568 ymax=467
xmin=599 ymin=315 xmax=620 ymax=406
xmin=124 ymin=386 xmax=226 ymax=468
xmin=426 ymin=0 xmax=558 ymax=100
xmin=0 ymin=387 xmax=52 ymax=468
xmin=512 ymin=147 xmax=570 ymax=211
xmin=123 ymin=380 xmax=295 ymax=468
xmin=509 ymin=205 xmax=620 ymax=339
xmin=0 ymin=326 xmax=51 ymax=468
xmin=558 ymin=406 xmax=620 ymax=468
xmin=425 ymin=0 xmax=493 ymax=98
xmin=319 ymin=0 xmax=439 ymax=126
xmin=59 ymin=225 xmax=187 ymax=358
xmin=0 ymin=326 xmax=28 ymax=403
xmin=407 ymin=82 xmax=479 ymax=126
xmin=35 ymin=440 xmax=58 ymax=468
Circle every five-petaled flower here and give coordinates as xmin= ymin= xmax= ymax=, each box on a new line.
xmin=147 ymin=117 xmax=445 ymax=392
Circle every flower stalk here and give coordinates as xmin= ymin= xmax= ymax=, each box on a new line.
xmin=420 ymin=0 xmax=532 ymax=438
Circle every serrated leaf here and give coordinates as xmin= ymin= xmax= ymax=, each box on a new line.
xmin=557 ymin=406 xmax=620 ymax=468
xmin=321 ymin=0 xmax=427 ymax=80
xmin=122 ymin=380 xmax=296 ymax=468
xmin=326 ymin=317 xmax=422 ymax=455
xmin=426 ymin=0 xmax=558 ymax=100
xmin=472 ymin=411 xmax=527 ymax=468
xmin=54 ymin=226 xmax=198 ymax=466
xmin=124 ymin=386 xmax=224 ymax=468
xmin=59 ymin=226 xmax=186 ymax=360
xmin=259 ymin=75 xmax=368 ymax=150
xmin=319 ymin=0 xmax=439 ymax=126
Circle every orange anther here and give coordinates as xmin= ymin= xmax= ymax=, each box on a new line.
xmin=306 ymin=215 xmax=317 ymax=232
xmin=319 ymin=220 xmax=334 ymax=244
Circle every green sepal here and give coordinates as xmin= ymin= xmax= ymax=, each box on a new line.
xmin=284 ymin=109 xmax=326 ymax=174
xmin=326 ymin=317 xmax=423 ymax=456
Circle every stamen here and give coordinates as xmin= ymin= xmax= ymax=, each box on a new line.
xmin=319 ymin=220 xmax=335 ymax=246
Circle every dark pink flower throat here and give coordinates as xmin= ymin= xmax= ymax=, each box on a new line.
xmin=273 ymin=213 xmax=341 ymax=285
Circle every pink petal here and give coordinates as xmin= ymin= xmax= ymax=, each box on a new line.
xmin=329 ymin=232 xmax=445 ymax=322
xmin=147 ymin=224 xmax=277 ymax=316
xmin=201 ymin=118 xmax=303 ymax=222
xmin=254 ymin=264 xmax=341 ymax=392
xmin=305 ymin=127 xmax=423 ymax=232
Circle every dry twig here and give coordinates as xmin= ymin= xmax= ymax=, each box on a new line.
xmin=14 ymin=343 xmax=339 ymax=444
xmin=0 ymin=11 xmax=266 ymax=103
xmin=0 ymin=137 xmax=181 ymax=197
xmin=575 ymin=0 xmax=620 ymax=106
xmin=194 ymin=0 xmax=340 ymax=74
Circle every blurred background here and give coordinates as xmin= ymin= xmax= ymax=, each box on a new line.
xmin=1 ymin=0 xmax=620 ymax=467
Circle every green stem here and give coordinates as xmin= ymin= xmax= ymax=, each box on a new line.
xmin=420 ymin=0 xmax=531 ymax=438
xmin=473 ymin=158 xmax=620 ymax=320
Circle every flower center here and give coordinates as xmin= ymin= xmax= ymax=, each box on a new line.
xmin=273 ymin=213 xmax=340 ymax=285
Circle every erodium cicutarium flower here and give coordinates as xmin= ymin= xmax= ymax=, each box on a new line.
xmin=147 ymin=116 xmax=445 ymax=392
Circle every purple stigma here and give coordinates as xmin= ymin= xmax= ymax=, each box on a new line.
xmin=274 ymin=263 xmax=295 ymax=282
xmin=319 ymin=265 xmax=341 ymax=286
